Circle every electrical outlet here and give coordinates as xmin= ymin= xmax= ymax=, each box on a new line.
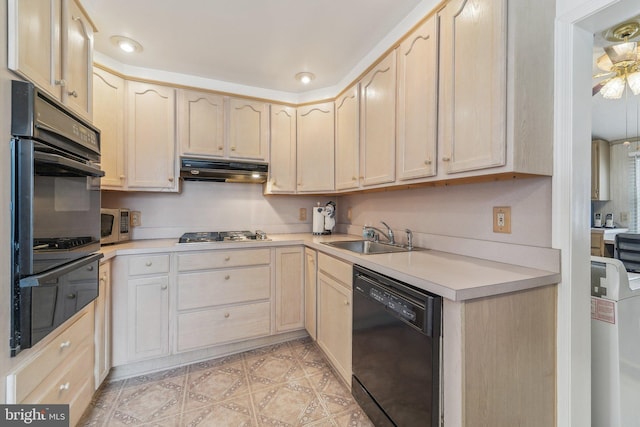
xmin=621 ymin=211 xmax=629 ymax=222
xmin=299 ymin=208 xmax=307 ymax=221
xmin=131 ymin=211 xmax=142 ymax=227
xmin=493 ymin=206 xmax=511 ymax=233
xmin=347 ymin=207 xmax=353 ymax=221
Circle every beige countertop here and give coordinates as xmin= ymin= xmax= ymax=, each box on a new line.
xmin=100 ymin=233 xmax=560 ymax=301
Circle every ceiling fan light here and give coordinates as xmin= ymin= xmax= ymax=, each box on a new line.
xmin=628 ymin=72 xmax=640 ymax=95
xmin=600 ymin=76 xmax=626 ymax=99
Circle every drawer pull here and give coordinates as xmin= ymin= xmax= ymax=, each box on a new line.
xmin=344 ymin=300 xmax=350 ymax=306
xmin=68 ymin=90 xmax=78 ymax=98
xmin=161 ymin=284 xmax=168 ymax=290
xmin=60 ymin=341 xmax=71 ymax=349
xmin=87 ymin=265 xmax=94 ymax=271
xmin=224 ymin=256 xmax=230 ymax=261
xmin=224 ymin=312 xmax=230 ymax=318
xmin=59 ymin=382 xmax=70 ymax=391
xmin=146 ymin=261 xmax=152 ymax=267
xmin=442 ymin=157 xmax=451 ymax=162
xmin=225 ymin=275 xmax=230 ymax=280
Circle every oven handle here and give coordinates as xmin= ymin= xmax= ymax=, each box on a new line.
xmin=34 ymin=151 xmax=105 ymax=177
xmin=19 ymin=253 xmax=104 ymax=288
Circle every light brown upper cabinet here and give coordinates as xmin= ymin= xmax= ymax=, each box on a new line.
xmin=8 ymin=0 xmax=95 ymax=120
xmin=438 ymin=0 xmax=553 ymax=177
xmin=126 ymin=81 xmax=179 ymax=192
xmin=297 ymin=102 xmax=335 ymax=193
xmin=397 ymin=15 xmax=438 ymax=181
xmin=178 ymin=90 xmax=225 ymax=158
xmin=266 ymin=104 xmax=297 ymax=194
xmin=360 ymin=50 xmax=397 ymax=187
xmin=227 ymin=98 xmax=269 ymax=161
xmin=93 ymin=68 xmax=125 ymax=190
xmin=335 ymin=85 xmax=360 ymax=191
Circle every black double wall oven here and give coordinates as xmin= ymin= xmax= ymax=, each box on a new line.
xmin=10 ymin=80 xmax=104 ymax=356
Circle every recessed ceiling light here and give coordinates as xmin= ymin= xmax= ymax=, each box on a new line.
xmin=110 ymin=35 xmax=143 ymax=53
xmin=295 ymin=72 xmax=315 ymax=85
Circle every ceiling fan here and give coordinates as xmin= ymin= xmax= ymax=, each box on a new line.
xmin=593 ymin=21 xmax=640 ymax=99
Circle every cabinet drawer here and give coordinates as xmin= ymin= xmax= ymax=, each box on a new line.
xmin=24 ymin=342 xmax=93 ymax=404
xmin=8 ymin=307 xmax=92 ymax=404
xmin=177 ymin=248 xmax=270 ymax=271
xmin=177 ymin=301 xmax=271 ymax=351
xmin=177 ymin=266 xmax=271 ymax=310
xmin=318 ymin=252 xmax=352 ymax=288
xmin=128 ymin=254 xmax=170 ymax=276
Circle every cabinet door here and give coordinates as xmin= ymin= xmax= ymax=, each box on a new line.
xmin=126 ymin=81 xmax=178 ymax=191
xmin=94 ymin=261 xmax=111 ymax=388
xmin=227 ymin=98 xmax=269 ymax=161
xmin=360 ymin=51 xmax=397 ymax=186
xmin=439 ymin=0 xmax=507 ymax=173
xmin=93 ymin=68 xmax=125 ymax=189
xmin=8 ymin=0 xmax=62 ymax=97
xmin=267 ymin=104 xmax=297 ymax=193
xmin=178 ymin=89 xmax=225 ymax=158
xmin=304 ymin=248 xmax=317 ymax=340
xmin=397 ymin=16 xmax=438 ymax=180
xmin=317 ymin=272 xmax=352 ymax=384
xmin=62 ymin=0 xmax=93 ymax=119
xmin=335 ymin=85 xmax=360 ymax=190
xmin=591 ymin=139 xmax=610 ymax=201
xmin=297 ymin=102 xmax=335 ymax=193
xmin=275 ymin=247 xmax=304 ymax=332
xmin=127 ymin=276 xmax=170 ymax=362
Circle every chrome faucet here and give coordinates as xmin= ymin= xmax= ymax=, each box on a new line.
xmin=405 ymin=229 xmax=413 ymax=250
xmin=363 ymin=221 xmax=395 ymax=245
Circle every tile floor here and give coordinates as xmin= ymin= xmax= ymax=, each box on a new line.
xmin=79 ymin=337 xmax=373 ymax=426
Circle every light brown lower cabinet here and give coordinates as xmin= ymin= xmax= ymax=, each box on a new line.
xmin=5 ymin=306 xmax=95 ymax=427
xmin=316 ymin=253 xmax=352 ymax=385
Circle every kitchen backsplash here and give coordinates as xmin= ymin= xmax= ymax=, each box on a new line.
xmin=102 ymin=182 xmax=328 ymax=239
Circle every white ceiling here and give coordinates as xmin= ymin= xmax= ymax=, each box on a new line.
xmin=80 ymin=0 xmax=425 ymax=95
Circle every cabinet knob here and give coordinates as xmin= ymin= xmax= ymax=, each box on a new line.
xmin=119 ymin=175 xmax=126 ymax=180
xmin=224 ymin=312 xmax=230 ymax=318
xmin=231 ymin=146 xmax=236 ymax=151
xmin=272 ymin=180 xmax=277 ymax=186
xmin=218 ymin=146 xmax=223 ymax=151
xmin=161 ymin=284 xmax=168 ymax=290
xmin=225 ymin=275 xmax=230 ymax=280
xmin=68 ymin=90 xmax=78 ymax=98
xmin=168 ymin=177 xmax=174 ymax=182
xmin=352 ymin=176 xmax=357 ymax=181
xmin=442 ymin=157 xmax=451 ymax=162
xmin=424 ymin=159 xmax=432 ymax=165
xmin=55 ymin=79 xmax=66 ymax=87
xmin=146 ymin=261 xmax=152 ymax=266
xmin=344 ymin=300 xmax=350 ymax=306
xmin=60 ymin=340 xmax=71 ymax=349
xmin=87 ymin=265 xmax=94 ymax=271
xmin=59 ymin=382 xmax=70 ymax=391
xmin=224 ymin=256 xmax=231 ymax=261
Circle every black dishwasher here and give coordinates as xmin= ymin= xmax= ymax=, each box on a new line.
xmin=352 ymin=265 xmax=442 ymax=427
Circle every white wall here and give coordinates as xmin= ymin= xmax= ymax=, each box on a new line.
xmin=1 ymin=1 xmax=18 ymax=402
xmin=102 ymin=183 xmax=329 ymax=239
xmin=337 ymin=177 xmax=552 ymax=248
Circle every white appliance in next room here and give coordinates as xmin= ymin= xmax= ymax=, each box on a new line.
xmin=591 ymin=256 xmax=640 ymax=427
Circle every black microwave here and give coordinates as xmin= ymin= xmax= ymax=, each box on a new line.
xmin=101 ymin=208 xmax=131 ymax=244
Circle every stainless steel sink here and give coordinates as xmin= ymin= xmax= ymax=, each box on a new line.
xmin=322 ymin=240 xmax=422 ymax=255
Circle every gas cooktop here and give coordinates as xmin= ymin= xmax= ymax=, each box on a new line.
xmin=178 ymin=231 xmax=268 ymax=243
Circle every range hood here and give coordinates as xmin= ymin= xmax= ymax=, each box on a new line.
xmin=180 ymin=158 xmax=268 ymax=183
